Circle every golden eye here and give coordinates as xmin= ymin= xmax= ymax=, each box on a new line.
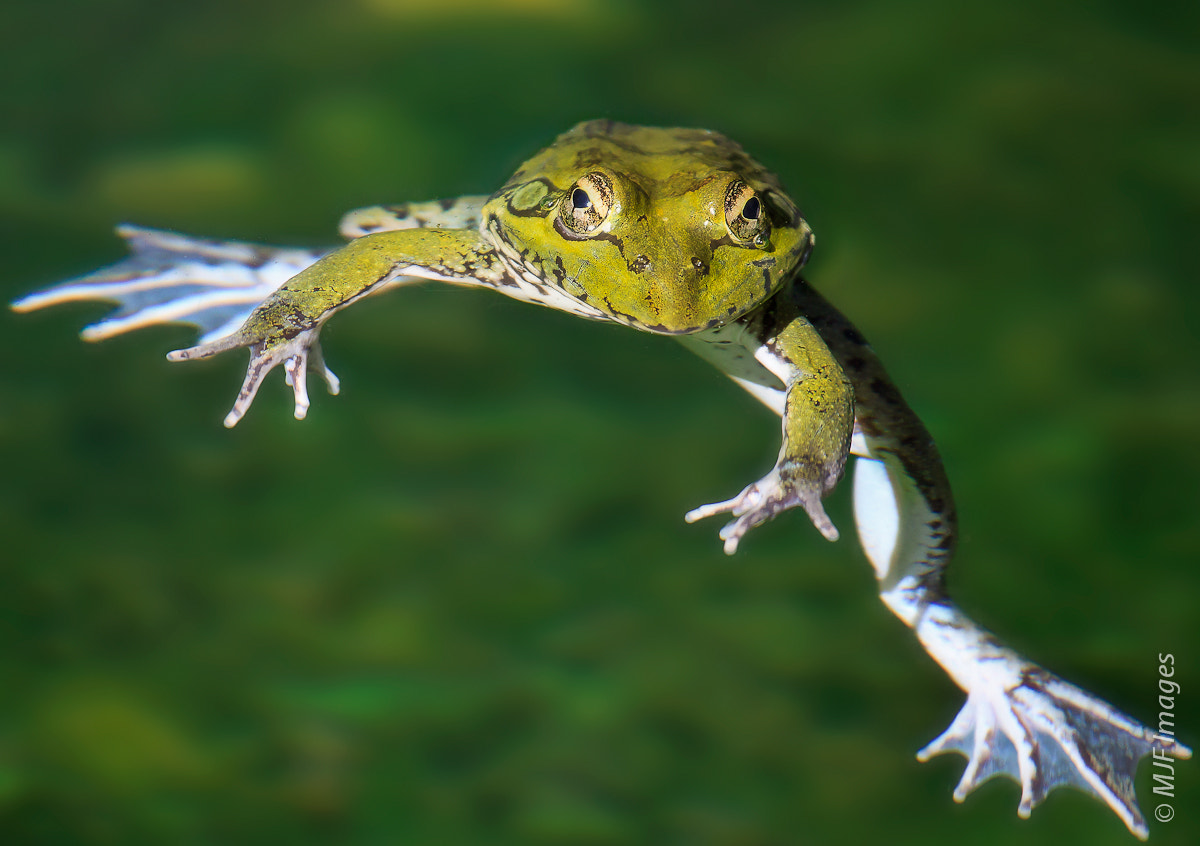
xmin=725 ymin=180 xmax=769 ymax=245
xmin=561 ymin=172 xmax=613 ymax=235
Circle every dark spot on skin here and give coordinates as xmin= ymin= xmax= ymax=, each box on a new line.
xmin=870 ymin=377 xmax=902 ymax=407
xmin=1020 ymin=666 xmax=1054 ymax=689
xmin=439 ymin=198 xmax=455 ymax=211
xmin=386 ymin=206 xmax=410 ymax=220
xmin=844 ymin=327 xmax=867 ymax=345
xmin=590 ymin=230 xmax=626 ymax=256
xmin=708 ymin=234 xmax=736 ymax=252
xmin=751 ymin=257 xmax=776 ymax=267
xmin=918 ymin=570 xmax=949 ymax=599
xmin=549 ymin=255 xmax=568 ymax=284
xmin=573 ymin=147 xmax=608 ymax=169
xmin=691 ymin=257 xmax=708 ymax=275
xmin=847 ymin=356 xmax=866 ymax=371
xmin=629 ymin=255 xmax=651 ymax=273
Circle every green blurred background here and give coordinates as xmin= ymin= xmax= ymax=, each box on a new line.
xmin=1 ymin=1 xmax=1197 ymax=843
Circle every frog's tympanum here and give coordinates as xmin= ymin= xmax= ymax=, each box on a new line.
xmin=15 ymin=121 xmax=1188 ymax=838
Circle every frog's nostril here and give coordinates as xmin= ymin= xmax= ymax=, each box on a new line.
xmin=691 ymin=257 xmax=709 ymax=276
xmin=629 ymin=254 xmax=651 ymax=273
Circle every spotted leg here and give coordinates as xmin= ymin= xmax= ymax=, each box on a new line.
xmin=682 ymin=300 xmax=855 ymax=554
xmin=682 ymin=277 xmax=1191 ymax=839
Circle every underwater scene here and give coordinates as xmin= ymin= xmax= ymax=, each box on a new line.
xmin=1 ymin=1 xmax=1197 ymax=843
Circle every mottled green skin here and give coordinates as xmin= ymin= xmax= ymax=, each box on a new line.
xmin=484 ymin=120 xmax=813 ymax=333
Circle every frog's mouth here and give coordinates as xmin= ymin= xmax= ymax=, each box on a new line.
xmin=542 ymin=252 xmax=779 ymax=336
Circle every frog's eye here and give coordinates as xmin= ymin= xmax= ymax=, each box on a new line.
xmin=561 ymin=172 xmax=613 ymax=235
xmin=725 ymin=180 xmax=770 ymax=246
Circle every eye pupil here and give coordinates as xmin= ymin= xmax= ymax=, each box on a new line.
xmin=724 ymin=180 xmax=769 ymax=243
xmin=560 ymin=173 xmax=612 ymax=236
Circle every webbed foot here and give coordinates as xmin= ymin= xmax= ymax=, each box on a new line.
xmin=169 ymin=326 xmax=339 ymax=428
xmin=11 ymin=225 xmax=326 ymax=344
xmin=685 ymin=466 xmax=839 ymax=554
xmin=918 ymin=656 xmax=1191 ymax=839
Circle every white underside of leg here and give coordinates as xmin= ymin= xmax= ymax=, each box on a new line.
xmin=852 ymin=456 xmax=900 ymax=582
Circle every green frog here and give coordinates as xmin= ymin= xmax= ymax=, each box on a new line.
xmin=14 ymin=120 xmax=1187 ymax=839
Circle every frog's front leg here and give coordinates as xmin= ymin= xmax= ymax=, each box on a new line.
xmin=11 ymin=196 xmax=492 ymax=351
xmin=169 ymin=228 xmax=507 ymax=427
xmin=683 ymin=304 xmax=854 ymax=554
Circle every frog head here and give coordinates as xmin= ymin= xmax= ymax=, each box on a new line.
xmin=481 ymin=120 xmax=814 ymax=334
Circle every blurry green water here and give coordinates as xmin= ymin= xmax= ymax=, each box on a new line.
xmin=1 ymin=1 xmax=1197 ymax=843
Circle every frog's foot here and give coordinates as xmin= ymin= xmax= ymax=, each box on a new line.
xmin=11 ymin=225 xmax=327 ymax=345
xmin=168 ymin=327 xmax=339 ymax=428
xmin=917 ymin=655 xmax=1191 ymax=840
xmin=685 ymin=467 xmax=838 ymax=555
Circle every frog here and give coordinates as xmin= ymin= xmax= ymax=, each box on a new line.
xmin=13 ymin=119 xmax=1188 ymax=839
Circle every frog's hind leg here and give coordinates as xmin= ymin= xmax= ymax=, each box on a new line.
xmin=852 ymin=453 xmax=1191 ymax=840
xmin=791 ymin=281 xmax=1191 ymax=839
xmin=12 ymin=225 xmax=330 ymax=345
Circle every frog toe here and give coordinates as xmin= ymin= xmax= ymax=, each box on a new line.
xmin=167 ymin=331 xmax=249 ymax=362
xmin=281 ymin=340 xmax=340 ymax=421
xmin=309 ymin=341 xmax=340 ymax=396
xmin=918 ymin=658 xmax=1191 ymax=839
xmin=283 ymin=354 xmax=311 ymax=420
xmin=716 ymin=513 xmax=758 ymax=555
xmin=686 ymin=470 xmax=840 ymax=553
xmin=795 ymin=488 xmax=839 ymax=542
xmin=684 ymin=497 xmax=737 ymax=527
xmin=222 ymin=342 xmax=280 ymax=428
xmin=685 ymin=481 xmax=766 ymax=554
